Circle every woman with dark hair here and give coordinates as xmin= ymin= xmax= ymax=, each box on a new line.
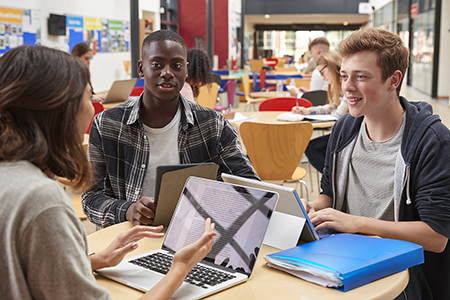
xmin=180 ymin=49 xmax=213 ymax=102
xmin=0 ymin=45 xmax=217 ymax=300
xmin=71 ymin=42 xmax=108 ymax=102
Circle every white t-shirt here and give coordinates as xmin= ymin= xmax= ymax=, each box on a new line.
xmin=141 ymin=106 xmax=181 ymax=198
xmin=310 ymin=68 xmax=328 ymax=91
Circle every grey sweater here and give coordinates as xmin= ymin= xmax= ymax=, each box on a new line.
xmin=0 ymin=161 xmax=111 ymax=300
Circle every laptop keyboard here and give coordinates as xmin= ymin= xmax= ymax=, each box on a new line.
xmin=129 ymin=252 xmax=237 ymax=289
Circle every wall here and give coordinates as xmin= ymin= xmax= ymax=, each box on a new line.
xmin=179 ymin=0 xmax=229 ymax=69
xmin=0 ymin=0 xmax=160 ymax=92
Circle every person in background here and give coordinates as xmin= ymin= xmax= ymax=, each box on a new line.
xmin=303 ymin=26 xmax=450 ymax=300
xmin=82 ymin=30 xmax=259 ymax=229
xmin=292 ymin=50 xmax=348 ymax=173
xmin=290 ymin=37 xmax=330 ymax=96
xmin=180 ymin=49 xmax=213 ymax=102
xmin=0 ymin=45 xmax=217 ymax=300
xmin=71 ymin=42 xmax=108 ymax=102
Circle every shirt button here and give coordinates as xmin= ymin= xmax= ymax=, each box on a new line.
xmin=141 ymin=164 xmax=145 ymax=168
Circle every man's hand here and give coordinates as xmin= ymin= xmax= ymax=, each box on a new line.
xmin=91 ymin=225 xmax=164 ymax=270
xmin=309 ymin=208 xmax=362 ymax=233
xmin=126 ymin=196 xmax=157 ymax=226
xmin=300 ymin=198 xmax=316 ymax=215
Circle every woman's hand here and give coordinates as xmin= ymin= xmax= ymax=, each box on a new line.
xmin=292 ymin=106 xmax=311 ymax=115
xmin=91 ymin=225 xmax=164 ymax=271
xmin=171 ymin=218 xmax=217 ymax=273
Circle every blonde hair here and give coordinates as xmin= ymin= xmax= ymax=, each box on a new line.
xmin=316 ymin=50 xmax=342 ymax=108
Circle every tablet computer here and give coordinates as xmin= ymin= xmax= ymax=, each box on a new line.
xmin=152 ymin=163 xmax=219 ymax=227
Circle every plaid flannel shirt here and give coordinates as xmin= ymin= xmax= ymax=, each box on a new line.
xmin=82 ymin=95 xmax=259 ymax=228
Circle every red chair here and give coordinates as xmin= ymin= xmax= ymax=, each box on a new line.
xmin=259 ymin=97 xmax=312 ymax=112
xmin=260 ymin=69 xmax=276 ymax=91
xmin=265 ymin=58 xmax=279 ymax=70
xmin=86 ymin=101 xmax=104 ymax=134
xmin=130 ymin=86 xmax=144 ymax=97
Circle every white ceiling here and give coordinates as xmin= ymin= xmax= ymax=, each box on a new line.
xmin=245 ymin=14 xmax=370 ymax=31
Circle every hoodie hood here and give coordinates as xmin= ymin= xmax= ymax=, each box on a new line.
xmin=400 ymin=97 xmax=441 ymax=165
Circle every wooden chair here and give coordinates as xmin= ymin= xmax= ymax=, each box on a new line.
xmin=240 ymin=122 xmax=314 ymax=195
xmin=70 ymin=196 xmax=88 ymax=220
xmin=259 ymin=97 xmax=312 ymax=111
xmin=239 ymin=74 xmax=266 ymax=112
xmin=249 ymin=59 xmax=264 ymax=72
xmin=197 ymin=82 xmax=220 ymax=109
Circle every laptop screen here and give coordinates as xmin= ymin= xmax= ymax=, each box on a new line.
xmin=163 ymin=177 xmax=278 ymax=276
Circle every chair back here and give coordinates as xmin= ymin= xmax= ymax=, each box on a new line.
xmin=265 ymin=58 xmax=279 ymax=70
xmin=259 ymin=97 xmax=312 ymax=111
xmin=130 ymin=86 xmax=144 ymax=96
xmin=86 ymin=101 xmax=104 ymax=134
xmin=260 ymin=68 xmax=267 ymax=89
xmin=226 ymin=80 xmax=237 ymax=106
xmin=240 ymin=74 xmax=251 ymax=100
xmin=240 ymin=122 xmax=313 ymax=180
xmin=301 ymin=90 xmax=328 ymax=106
xmin=249 ymin=59 xmax=264 ymax=72
xmin=197 ymin=82 xmax=219 ymax=109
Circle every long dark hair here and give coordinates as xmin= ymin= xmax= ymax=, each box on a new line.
xmin=71 ymin=42 xmax=91 ymax=57
xmin=0 ymin=45 xmax=92 ymax=190
xmin=187 ymin=49 xmax=212 ymax=98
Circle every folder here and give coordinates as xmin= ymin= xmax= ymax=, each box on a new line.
xmin=265 ymin=233 xmax=424 ymax=292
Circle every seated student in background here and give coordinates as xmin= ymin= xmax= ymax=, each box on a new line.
xmin=302 ymin=26 xmax=450 ymax=300
xmin=292 ymin=50 xmax=348 ymax=173
xmin=289 ymin=37 xmax=329 ymax=96
xmin=0 ymin=45 xmax=217 ymax=300
xmin=180 ymin=49 xmax=213 ymax=102
xmin=82 ymin=30 xmax=259 ymax=229
xmin=71 ymin=42 xmax=108 ymax=102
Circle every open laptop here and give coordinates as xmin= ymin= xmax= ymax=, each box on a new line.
xmin=97 ymin=176 xmax=279 ymax=300
xmin=221 ymin=174 xmax=324 ymax=249
xmin=103 ymin=78 xmax=137 ymax=104
xmin=153 ymin=163 xmax=219 ymax=227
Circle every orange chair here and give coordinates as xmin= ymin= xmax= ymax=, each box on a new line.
xmin=86 ymin=101 xmax=104 ymax=134
xmin=259 ymin=97 xmax=312 ymax=111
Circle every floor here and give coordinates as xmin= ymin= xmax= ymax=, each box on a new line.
xmin=75 ymin=84 xmax=449 ymax=235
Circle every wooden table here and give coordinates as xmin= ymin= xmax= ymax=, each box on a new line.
xmin=230 ymin=111 xmax=336 ymax=129
xmin=88 ymin=222 xmax=409 ymax=300
xmin=250 ymin=91 xmax=293 ymax=99
xmin=220 ymin=74 xmax=242 ymax=80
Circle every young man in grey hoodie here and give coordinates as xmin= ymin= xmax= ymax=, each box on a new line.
xmin=302 ymin=26 xmax=450 ymax=300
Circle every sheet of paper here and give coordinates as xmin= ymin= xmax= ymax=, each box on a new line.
xmin=230 ymin=112 xmax=255 ymax=122
xmin=263 ymin=211 xmax=305 ymax=250
xmin=277 ymin=112 xmax=305 ymax=122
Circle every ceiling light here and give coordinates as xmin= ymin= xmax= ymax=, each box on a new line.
xmin=343 ymin=21 xmax=348 ymax=26
xmin=264 ymin=14 xmax=270 ymax=19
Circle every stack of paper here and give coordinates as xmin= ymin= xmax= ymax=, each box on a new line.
xmin=265 ymin=233 xmax=424 ymax=292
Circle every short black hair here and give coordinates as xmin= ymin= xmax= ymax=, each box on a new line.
xmin=141 ymin=29 xmax=187 ymax=58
